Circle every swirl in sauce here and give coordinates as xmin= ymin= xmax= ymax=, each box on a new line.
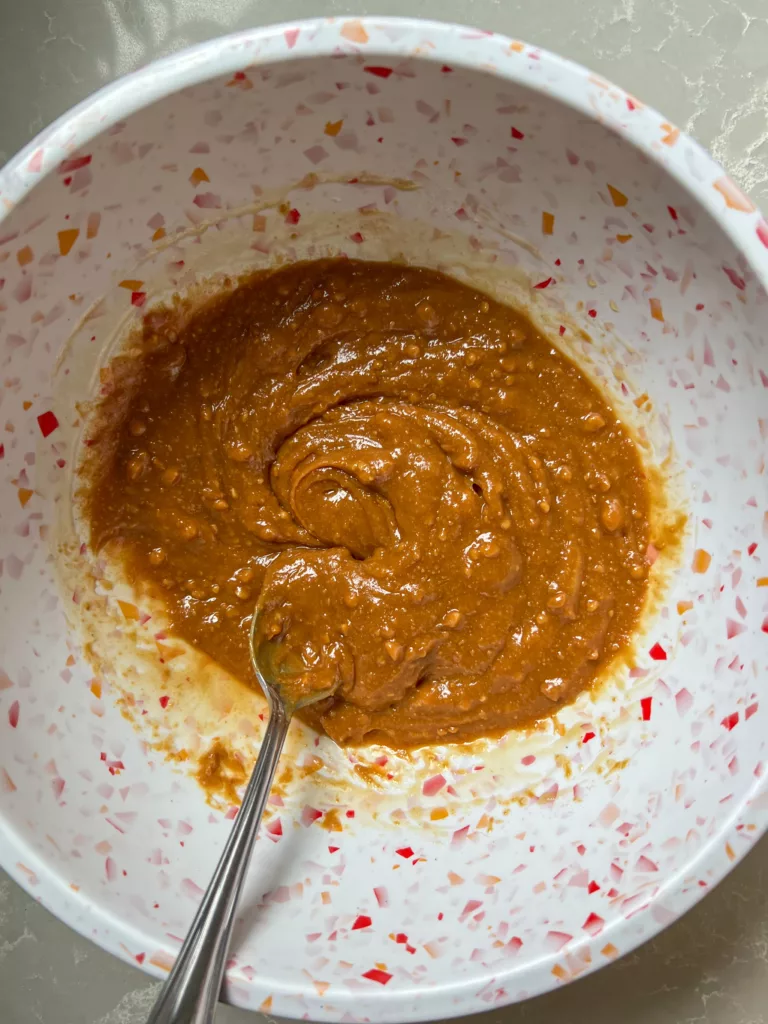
xmin=86 ymin=260 xmax=651 ymax=748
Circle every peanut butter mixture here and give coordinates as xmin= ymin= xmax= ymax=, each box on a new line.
xmin=86 ymin=260 xmax=651 ymax=748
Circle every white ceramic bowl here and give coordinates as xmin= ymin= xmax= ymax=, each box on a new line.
xmin=1 ymin=17 xmax=766 ymax=1023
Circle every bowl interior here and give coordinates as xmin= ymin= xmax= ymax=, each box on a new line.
xmin=0 ymin=28 xmax=766 ymax=1023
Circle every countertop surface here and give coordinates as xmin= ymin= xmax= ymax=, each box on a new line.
xmin=1 ymin=1 xmax=767 ymax=1022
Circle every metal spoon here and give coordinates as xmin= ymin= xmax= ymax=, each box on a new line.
xmin=146 ymin=610 xmax=338 ymax=1024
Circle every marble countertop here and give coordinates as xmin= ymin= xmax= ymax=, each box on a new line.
xmin=1 ymin=1 xmax=766 ymax=1021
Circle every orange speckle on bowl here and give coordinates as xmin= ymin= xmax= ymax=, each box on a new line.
xmin=152 ymin=227 xmax=166 ymax=241
xmin=607 ymin=184 xmax=628 ymax=207
xmin=18 ymin=488 xmax=33 ymax=508
xmin=660 ymin=122 xmax=680 ymax=146
xmin=430 ymin=806 xmax=449 ymax=820
xmin=725 ymin=842 xmax=736 ymax=861
xmin=155 ymin=640 xmax=184 ymax=661
xmin=714 ymin=176 xmax=755 ymax=212
xmin=90 ymin=679 xmax=102 ymax=699
xmin=325 ymin=120 xmax=344 ymax=137
xmin=551 ymin=963 xmax=568 ymax=980
xmin=692 ymin=549 xmax=711 ymax=574
xmin=542 ymin=211 xmax=554 ymax=235
xmin=16 ymin=863 xmax=38 ymax=885
xmin=757 ymin=577 xmax=768 ymax=587
xmin=341 ymin=20 xmax=368 ymax=44
xmin=259 ymin=997 xmax=273 ymax=1013
xmin=616 ymin=233 xmax=633 ymax=243
xmin=649 ymin=297 xmax=664 ymax=321
xmin=17 ymin=246 xmax=33 ymax=266
xmin=118 ymin=279 xmax=144 ymax=291
xmin=58 ymin=228 xmax=79 ymax=255
xmin=601 ymin=943 xmax=619 ymax=958
xmin=677 ymin=600 xmax=693 ymax=614
xmin=149 ymin=951 xmax=175 ymax=972
xmin=509 ymin=40 xmax=525 ymax=53
xmin=189 ymin=167 xmax=210 ymax=186
xmin=117 ymin=600 xmax=140 ymax=620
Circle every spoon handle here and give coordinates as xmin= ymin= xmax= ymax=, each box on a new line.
xmin=147 ymin=699 xmax=291 ymax=1024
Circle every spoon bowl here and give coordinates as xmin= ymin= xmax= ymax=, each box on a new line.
xmin=249 ymin=606 xmax=341 ymax=715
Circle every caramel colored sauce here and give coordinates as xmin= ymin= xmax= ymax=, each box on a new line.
xmin=85 ymin=260 xmax=651 ymax=748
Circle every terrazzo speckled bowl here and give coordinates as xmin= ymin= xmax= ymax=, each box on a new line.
xmin=0 ymin=17 xmax=766 ymax=1023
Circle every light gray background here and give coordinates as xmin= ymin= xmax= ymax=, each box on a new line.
xmin=1 ymin=2 xmax=767 ymax=1022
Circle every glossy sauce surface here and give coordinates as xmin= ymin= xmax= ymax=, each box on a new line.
xmin=86 ymin=260 xmax=651 ymax=747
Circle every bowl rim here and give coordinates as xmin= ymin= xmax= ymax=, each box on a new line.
xmin=3 ymin=15 xmax=768 ymax=290
xmin=1 ymin=16 xmax=766 ymax=1021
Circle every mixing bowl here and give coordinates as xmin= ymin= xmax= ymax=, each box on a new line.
xmin=0 ymin=17 xmax=766 ymax=1023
